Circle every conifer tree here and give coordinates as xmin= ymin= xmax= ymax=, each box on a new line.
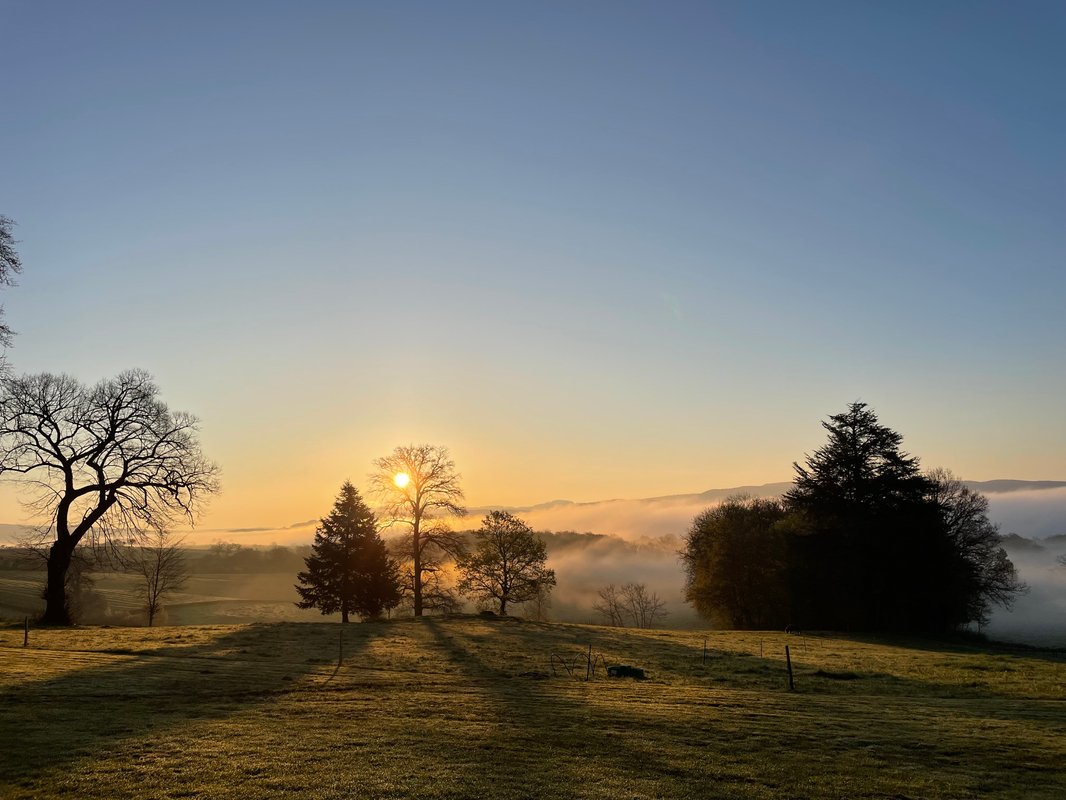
xmin=296 ymin=482 xmax=402 ymax=622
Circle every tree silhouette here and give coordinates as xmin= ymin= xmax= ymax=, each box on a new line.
xmin=682 ymin=403 xmax=1025 ymax=632
xmin=592 ymin=583 xmax=626 ymax=627
xmin=786 ymin=401 xmax=929 ymax=517
xmin=926 ymin=468 xmax=1025 ymax=626
xmin=457 ymin=511 xmax=555 ymax=615
xmin=133 ymin=530 xmax=188 ymax=626
xmin=785 ymin=402 xmax=942 ymax=630
xmin=619 ymin=582 xmax=668 ymax=629
xmin=0 ymin=370 xmax=219 ymax=625
xmin=368 ymin=445 xmax=465 ymax=616
xmin=296 ymin=482 xmax=401 ymax=623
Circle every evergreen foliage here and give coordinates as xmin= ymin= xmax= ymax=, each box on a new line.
xmin=296 ymin=482 xmax=402 ymax=622
xmin=683 ymin=402 xmax=1024 ymax=632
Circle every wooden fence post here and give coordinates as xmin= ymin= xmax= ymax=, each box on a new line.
xmin=785 ymin=645 xmax=794 ymax=691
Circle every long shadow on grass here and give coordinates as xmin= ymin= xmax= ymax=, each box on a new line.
xmin=430 ymin=619 xmax=1066 ymax=746
xmin=421 ymin=618 xmax=732 ymax=797
xmin=494 ymin=621 xmax=1066 ymax=703
xmin=0 ymin=622 xmax=380 ymax=786
xmin=423 ymin=619 xmax=1066 ymax=799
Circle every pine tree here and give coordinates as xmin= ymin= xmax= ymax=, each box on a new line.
xmin=786 ymin=401 xmax=929 ymax=518
xmin=296 ymin=482 xmax=402 ymax=622
xmin=785 ymin=402 xmax=938 ymax=630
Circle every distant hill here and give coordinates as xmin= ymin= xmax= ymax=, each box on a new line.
xmin=469 ymin=479 xmax=1066 ymax=519
xmin=966 ymin=480 xmax=1066 ymax=494
xmin=468 ymin=481 xmax=795 ymax=517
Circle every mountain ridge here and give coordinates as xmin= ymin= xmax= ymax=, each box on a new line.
xmin=468 ymin=479 xmax=1066 ymax=516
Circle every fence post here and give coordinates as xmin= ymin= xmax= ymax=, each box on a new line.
xmin=23 ymin=616 xmax=29 ymax=647
xmin=585 ymin=643 xmax=592 ymax=681
xmin=785 ymin=645 xmax=795 ymax=691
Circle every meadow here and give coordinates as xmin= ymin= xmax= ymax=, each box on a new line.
xmin=0 ymin=569 xmax=326 ymax=626
xmin=2 ymin=617 xmax=1064 ymax=799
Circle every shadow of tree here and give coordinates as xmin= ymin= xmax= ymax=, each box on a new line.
xmin=4 ymin=618 xmax=1064 ymax=799
xmin=0 ymin=622 xmax=378 ymax=785
xmin=420 ymin=617 xmax=760 ymax=797
xmin=421 ymin=618 xmax=1066 ymax=799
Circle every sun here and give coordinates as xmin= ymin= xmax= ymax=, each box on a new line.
xmin=393 ymin=472 xmax=411 ymax=489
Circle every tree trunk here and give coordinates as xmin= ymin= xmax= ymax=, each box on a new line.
xmin=499 ymin=597 xmax=507 ymax=615
xmin=412 ymin=527 xmax=423 ymax=617
xmin=341 ymin=608 xmax=349 ymax=623
xmin=42 ymin=540 xmax=74 ymax=626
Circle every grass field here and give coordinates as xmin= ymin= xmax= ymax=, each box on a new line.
xmin=2 ymin=618 xmax=1065 ymax=799
xmin=0 ymin=570 xmax=329 ymax=626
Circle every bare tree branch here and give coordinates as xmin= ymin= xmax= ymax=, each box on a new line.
xmin=0 ymin=370 xmax=219 ymax=624
xmin=368 ymin=444 xmax=465 ymax=616
xmin=131 ymin=530 xmax=188 ymax=626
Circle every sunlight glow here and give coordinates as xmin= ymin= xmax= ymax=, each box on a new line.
xmin=394 ymin=472 xmax=411 ymax=488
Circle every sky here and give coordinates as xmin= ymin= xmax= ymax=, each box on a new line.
xmin=1 ymin=1 xmax=1064 ymax=536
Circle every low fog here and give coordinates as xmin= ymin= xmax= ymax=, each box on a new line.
xmin=518 ymin=484 xmax=1066 ymax=640
xmin=532 ymin=533 xmax=701 ymax=628
xmin=2 ymin=482 xmax=1063 ymax=641
xmin=987 ymin=535 xmax=1066 ymax=646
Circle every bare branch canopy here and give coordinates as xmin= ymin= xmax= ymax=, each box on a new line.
xmin=0 ymin=369 xmax=220 ymax=624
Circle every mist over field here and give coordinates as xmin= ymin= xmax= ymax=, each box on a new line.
xmin=516 ymin=482 xmax=1066 ymax=638
xmin=987 ymin=534 xmax=1066 ymax=646
xmin=1 ymin=481 xmax=1063 ymax=640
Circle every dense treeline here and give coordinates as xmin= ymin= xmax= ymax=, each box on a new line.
xmin=193 ymin=543 xmax=311 ymax=574
xmin=683 ymin=403 xmax=1024 ymax=633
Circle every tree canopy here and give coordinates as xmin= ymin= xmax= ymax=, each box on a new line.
xmin=682 ymin=496 xmax=789 ymax=630
xmin=683 ymin=402 xmax=1024 ymax=632
xmin=0 ymin=369 xmax=219 ymax=625
xmin=456 ymin=511 xmax=555 ymax=615
xmin=296 ymin=482 xmax=402 ymax=622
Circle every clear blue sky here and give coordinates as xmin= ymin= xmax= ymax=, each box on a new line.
xmin=1 ymin=1 xmax=1063 ymax=530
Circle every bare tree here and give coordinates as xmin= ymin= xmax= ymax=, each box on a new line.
xmin=385 ymin=537 xmax=462 ymax=615
xmin=0 ymin=370 xmax=220 ymax=625
xmin=927 ymin=468 xmax=1027 ymax=624
xmin=368 ymin=444 xmax=465 ymax=616
xmin=593 ymin=583 xmax=627 ymax=627
xmin=523 ymin=580 xmax=553 ymax=622
xmin=620 ymin=582 xmax=669 ymax=629
xmin=133 ymin=530 xmax=188 ymax=626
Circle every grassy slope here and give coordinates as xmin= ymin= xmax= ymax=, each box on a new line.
xmin=1 ymin=618 xmax=1064 ymax=800
xmin=0 ymin=570 xmax=330 ymax=625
